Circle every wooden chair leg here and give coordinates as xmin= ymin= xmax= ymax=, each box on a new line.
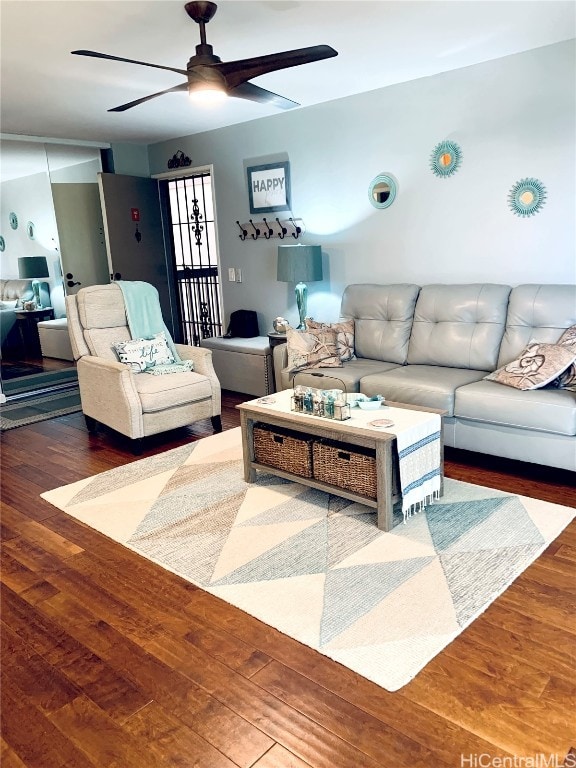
xmin=211 ymin=415 xmax=223 ymax=433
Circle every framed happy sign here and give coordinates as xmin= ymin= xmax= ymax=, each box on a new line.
xmin=247 ymin=161 xmax=291 ymax=214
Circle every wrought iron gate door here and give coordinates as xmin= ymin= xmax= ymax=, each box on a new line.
xmin=166 ymin=172 xmax=223 ymax=345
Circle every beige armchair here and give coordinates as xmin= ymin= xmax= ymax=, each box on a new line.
xmin=66 ymin=283 xmax=221 ymax=451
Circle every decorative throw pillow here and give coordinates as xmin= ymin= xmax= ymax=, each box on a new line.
xmin=286 ymin=326 xmax=342 ymax=373
xmin=485 ymin=342 xmax=576 ymax=391
xmin=548 ymin=324 xmax=576 ymax=391
xmin=305 ymin=318 xmax=355 ymax=361
xmin=113 ymin=332 xmax=175 ymax=372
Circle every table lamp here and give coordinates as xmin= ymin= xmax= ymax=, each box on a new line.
xmin=277 ymin=244 xmax=323 ymax=329
xmin=18 ymin=256 xmax=49 ymax=309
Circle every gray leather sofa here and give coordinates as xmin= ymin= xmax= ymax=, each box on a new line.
xmin=273 ymin=283 xmax=576 ymax=471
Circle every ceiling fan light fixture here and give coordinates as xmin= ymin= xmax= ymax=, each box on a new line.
xmin=188 ymin=81 xmax=227 ymax=102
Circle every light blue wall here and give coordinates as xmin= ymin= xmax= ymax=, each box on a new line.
xmin=110 ymin=142 xmax=150 ymax=177
xmin=147 ymin=41 xmax=576 ymax=331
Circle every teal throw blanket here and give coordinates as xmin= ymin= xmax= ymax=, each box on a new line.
xmin=117 ymin=281 xmax=191 ymax=373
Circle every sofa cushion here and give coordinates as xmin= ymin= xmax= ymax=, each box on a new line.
xmin=484 ymin=342 xmax=576 ymax=391
xmin=455 ymin=380 xmax=576 ymax=436
xmin=286 ymin=326 xmax=342 ymax=373
xmin=135 ymin=371 xmax=212 ymax=413
xmin=407 ymin=284 xmax=511 ymax=370
xmin=498 ymin=284 xmax=576 ymax=366
xmin=285 ymin=358 xmax=399 ymax=393
xmin=360 ymin=365 xmax=487 ymax=415
xmin=340 ymin=283 xmax=420 ymax=363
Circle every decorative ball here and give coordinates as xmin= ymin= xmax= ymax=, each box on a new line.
xmin=273 ymin=317 xmax=289 ymax=334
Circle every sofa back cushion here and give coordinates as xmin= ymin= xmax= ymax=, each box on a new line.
xmin=0 ymin=279 xmax=33 ymax=302
xmin=407 ymin=284 xmax=511 ymax=370
xmin=497 ymin=284 xmax=576 ymax=367
xmin=340 ymin=283 xmax=420 ymax=364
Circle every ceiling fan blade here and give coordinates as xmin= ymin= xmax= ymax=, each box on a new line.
xmin=230 ymin=82 xmax=299 ymax=110
xmin=108 ymin=83 xmax=188 ymax=112
xmin=72 ymin=50 xmax=188 ymax=77
xmin=218 ymin=45 xmax=338 ymax=88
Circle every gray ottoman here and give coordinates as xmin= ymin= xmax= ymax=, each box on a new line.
xmin=37 ymin=318 xmax=74 ymax=361
xmin=199 ymin=336 xmax=274 ymax=396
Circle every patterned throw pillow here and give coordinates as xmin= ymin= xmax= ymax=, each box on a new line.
xmin=485 ymin=342 xmax=576 ymax=391
xmin=112 ymin=332 xmax=175 ymax=372
xmin=549 ymin=325 xmax=576 ymax=391
xmin=286 ymin=326 xmax=343 ymax=373
xmin=305 ymin=318 xmax=355 ymax=361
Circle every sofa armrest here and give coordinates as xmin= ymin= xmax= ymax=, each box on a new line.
xmin=273 ymin=344 xmax=291 ymax=390
xmin=77 ymin=356 xmax=144 ymax=437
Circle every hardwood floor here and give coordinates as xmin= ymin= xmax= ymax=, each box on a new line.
xmin=1 ymin=392 xmax=575 ymax=768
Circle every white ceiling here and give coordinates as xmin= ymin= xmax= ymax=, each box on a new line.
xmin=1 ymin=0 xmax=575 ymax=147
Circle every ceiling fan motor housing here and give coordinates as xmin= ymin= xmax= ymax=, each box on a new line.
xmin=184 ymin=1 xmax=218 ymax=25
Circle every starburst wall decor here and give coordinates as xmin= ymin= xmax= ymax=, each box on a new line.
xmin=508 ymin=178 xmax=547 ymax=217
xmin=430 ymin=140 xmax=462 ymax=178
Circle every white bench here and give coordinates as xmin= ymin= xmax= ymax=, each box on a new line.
xmin=199 ymin=336 xmax=274 ymax=396
xmin=37 ymin=318 xmax=74 ymax=361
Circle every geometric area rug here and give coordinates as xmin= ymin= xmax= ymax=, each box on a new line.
xmin=41 ymin=427 xmax=575 ymax=691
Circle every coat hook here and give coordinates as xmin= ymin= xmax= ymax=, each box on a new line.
xmin=236 ymin=221 xmax=247 ymax=241
xmin=276 ymin=217 xmax=287 ymax=239
xmin=248 ymin=219 xmax=260 ymax=239
xmin=262 ymin=217 xmax=274 ymax=239
xmin=289 ymin=217 xmax=302 ymax=239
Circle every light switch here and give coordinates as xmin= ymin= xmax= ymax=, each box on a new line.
xmin=228 ymin=268 xmax=236 ymax=282
xmin=236 ymin=268 xmax=242 ymax=283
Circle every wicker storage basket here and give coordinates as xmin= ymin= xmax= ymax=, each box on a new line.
xmin=313 ymin=440 xmax=377 ymax=499
xmin=253 ymin=424 xmax=314 ymax=478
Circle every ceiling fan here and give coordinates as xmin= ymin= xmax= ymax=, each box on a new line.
xmin=72 ymin=0 xmax=338 ymax=113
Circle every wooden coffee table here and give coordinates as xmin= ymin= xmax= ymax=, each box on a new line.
xmin=238 ymin=390 xmax=444 ymax=531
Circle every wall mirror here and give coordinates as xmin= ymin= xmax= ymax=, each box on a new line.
xmin=0 ymin=138 xmax=106 ymax=400
xmin=368 ymin=173 xmax=397 ymax=209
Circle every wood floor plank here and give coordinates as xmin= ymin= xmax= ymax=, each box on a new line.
xmin=46 ymin=695 xmax=161 ymax=768
xmin=1 ymin=393 xmax=574 ymax=768
xmin=402 ymin=653 xmax=573 ymax=759
xmin=122 ymin=700 xmax=241 ymax=768
xmin=0 ymin=738 xmax=28 ymax=768
xmin=143 ymin=634 xmax=390 ymax=768
xmin=183 ymin=588 xmax=514 ymax=764
xmin=251 ymin=659 xmax=444 ymax=768
xmin=252 ymin=743 xmax=314 ymax=768
xmin=35 ymin=588 xmax=278 ymax=768
xmin=1 ymin=678 xmax=97 ymax=768
xmin=462 ymin=604 xmax=576 ymax=681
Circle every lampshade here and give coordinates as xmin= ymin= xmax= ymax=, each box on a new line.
xmin=18 ymin=256 xmax=49 ymax=279
xmin=277 ymin=245 xmax=323 ymax=284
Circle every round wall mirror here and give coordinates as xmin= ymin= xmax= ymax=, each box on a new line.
xmin=368 ymin=173 xmax=397 ymax=209
xmin=508 ymin=178 xmax=547 ymax=217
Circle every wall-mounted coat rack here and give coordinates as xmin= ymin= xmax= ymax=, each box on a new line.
xmin=235 ymin=217 xmax=305 ymax=241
